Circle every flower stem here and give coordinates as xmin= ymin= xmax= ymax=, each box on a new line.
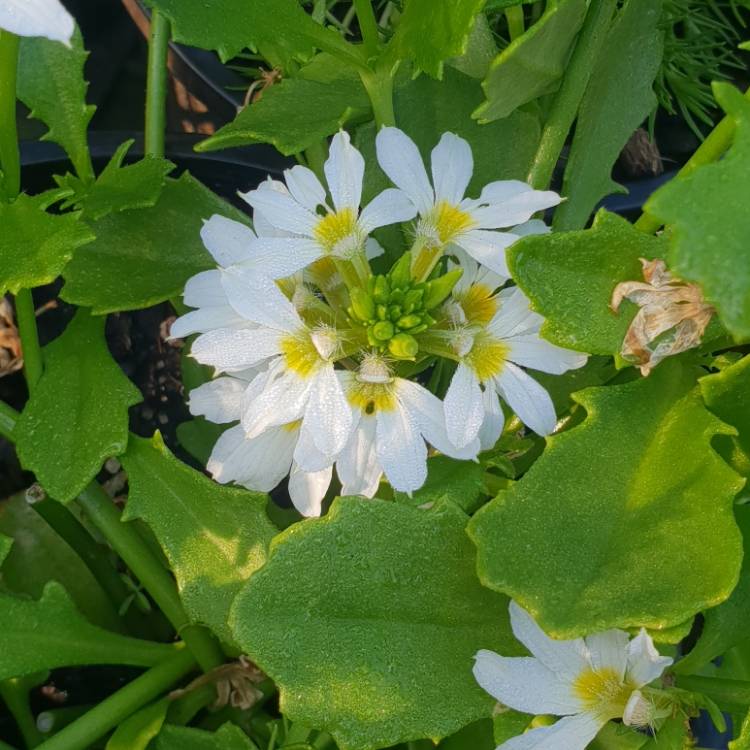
xmin=635 ymin=84 xmax=750 ymax=233
xmin=34 ymin=647 xmax=197 ymax=750
xmin=0 ymin=30 xmax=20 ymax=201
xmin=0 ymin=676 xmax=44 ymax=748
xmin=353 ymin=0 xmax=380 ymax=58
xmin=505 ymin=6 xmax=525 ymax=40
xmin=526 ymin=0 xmax=617 ymax=190
xmin=145 ymin=10 xmax=171 ymax=158
xmin=359 ymin=65 xmax=396 ymax=128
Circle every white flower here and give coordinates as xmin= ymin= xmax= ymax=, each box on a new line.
xmin=187 ymin=272 xmax=353 ymax=461
xmin=375 ymin=127 xmax=560 ymax=278
xmin=240 ymin=131 xmax=416 ymax=269
xmin=335 ymin=355 xmax=479 ymax=496
xmin=0 ymin=0 xmax=75 ymax=45
xmin=473 ymin=601 xmax=673 ymax=750
xmin=443 ymin=279 xmax=587 ymax=449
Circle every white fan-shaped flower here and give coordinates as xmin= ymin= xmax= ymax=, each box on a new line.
xmin=375 ymin=127 xmax=560 ymax=277
xmin=0 ymin=0 xmax=74 ymax=45
xmin=473 ymin=601 xmax=673 ymax=750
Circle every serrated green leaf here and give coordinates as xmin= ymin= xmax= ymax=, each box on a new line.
xmin=147 ymin=0 xmax=360 ymax=66
xmin=231 ymin=497 xmax=520 ymax=750
xmin=474 ymin=0 xmax=587 ymax=122
xmin=61 ymin=173 xmax=246 ymax=314
xmin=0 ymin=494 xmax=120 ymax=631
xmin=448 ymin=15 xmax=497 ymax=80
xmin=646 ymin=84 xmax=750 ymax=340
xmin=0 ymin=581 xmax=175 ymax=680
xmin=15 ymin=310 xmax=142 ymax=503
xmin=175 ymin=418 xmax=226 ymax=466
xmin=153 ymin=723 xmax=257 ymax=750
xmin=554 ymin=0 xmax=663 ymax=230
xmin=468 ymin=361 xmax=744 ymax=637
xmin=57 ymin=140 xmax=175 ymax=220
xmin=0 ymin=193 xmax=94 ymax=295
xmin=198 ymin=55 xmax=370 ymax=155
xmin=389 ymin=0 xmax=486 ymax=78
xmin=121 ymin=433 xmax=276 ymax=645
xmin=508 ymin=210 xmax=667 ymax=355
xmin=17 ymin=28 xmax=95 ymax=181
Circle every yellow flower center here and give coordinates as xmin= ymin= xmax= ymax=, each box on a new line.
xmin=430 ymin=201 xmax=475 ymax=244
xmin=573 ymin=668 xmax=633 ymax=716
xmin=280 ymin=334 xmax=322 ymax=377
xmin=465 ymin=332 xmax=508 ymax=382
xmin=347 ymin=380 xmax=397 ymax=414
xmin=454 ymin=283 xmax=498 ymax=325
xmin=313 ymin=208 xmax=359 ymax=253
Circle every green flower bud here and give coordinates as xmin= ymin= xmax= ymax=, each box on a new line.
xmin=423 ymin=268 xmax=463 ymax=310
xmin=405 ymin=322 xmax=428 ymax=335
xmin=388 ymin=333 xmax=419 ymax=360
xmin=389 ymin=253 xmax=412 ymax=289
xmin=373 ymin=275 xmax=390 ymax=304
xmin=388 ymin=304 xmax=403 ymax=320
xmin=403 ymin=288 xmax=424 ymax=313
xmin=372 ymin=320 xmax=395 ymax=341
xmin=376 ymin=303 xmax=388 ymax=320
xmin=396 ymin=314 xmax=422 ymax=330
xmin=389 ymin=289 xmax=405 ymax=305
xmin=349 ymin=287 xmax=375 ymax=322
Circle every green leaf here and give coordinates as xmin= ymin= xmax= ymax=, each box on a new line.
xmin=17 ymin=28 xmax=95 ymax=181
xmin=438 ymin=719 xmax=495 ymax=749
xmin=197 ymin=55 xmax=370 ymax=155
xmin=646 ymin=83 xmax=750 ymax=340
xmin=508 ymin=210 xmax=667 ymax=355
xmin=473 ymin=0 xmax=588 ymax=123
xmin=394 ymin=455 xmax=486 ymax=513
xmin=448 ymin=15 xmax=497 ymax=80
xmin=153 ymin=723 xmax=257 ymax=750
xmin=389 ymin=0 xmax=486 ymax=78
xmin=590 ymin=723 xmax=649 ymax=750
xmin=121 ymin=433 xmax=276 ymax=645
xmin=57 ymin=141 xmax=175 ymax=220
xmin=468 ymin=361 xmax=744 ymax=637
xmin=0 ymin=534 xmax=12 ymax=567
xmin=0 ymin=581 xmax=175 ymax=680
xmin=14 ymin=310 xmax=142 ymax=503
xmin=0 ymin=494 xmax=120 ymax=630
xmin=106 ymin=699 xmax=169 ymax=750
xmin=61 ymin=173 xmax=246 ymax=314
xmin=553 ymin=0 xmax=663 ymax=230
xmin=493 ymin=710 xmax=531 ymax=745
xmin=641 ymin=715 xmax=689 ymax=749
xmin=231 ymin=497 xmax=519 ymax=750
xmin=731 ymin=707 xmax=750 ymax=750
xmin=147 ymin=0 xmax=360 ymax=66
xmin=176 ymin=418 xmax=226 ymax=466
xmin=0 ymin=193 xmax=94 ymax=295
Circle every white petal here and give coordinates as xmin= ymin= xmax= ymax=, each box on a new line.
xmin=293 ymin=426 xmax=335 ymax=473
xmin=473 ymin=650 xmax=581 ymax=716
xmin=495 ymin=363 xmax=558 ymax=436
xmin=188 ymin=377 xmax=246 ymax=423
xmin=236 ymin=237 xmax=323 ymax=278
xmin=337 ymin=414 xmax=383 ymax=498
xmin=490 ymin=287 xmax=544 ymax=339
xmin=358 ymin=188 xmax=417 ymax=233
xmin=301 ymin=363 xmax=353 ymax=457
xmin=200 ymin=215 xmax=256 ymax=267
xmin=324 ymin=131 xmax=365 ymax=212
xmin=507 ymin=335 xmax=588 ymax=374
xmin=475 ymin=181 xmax=561 ymax=228
xmin=512 ymin=219 xmax=550 ymax=237
xmin=444 ymin=363 xmax=484 ymax=450
xmin=184 ymin=270 xmax=225 ymax=308
xmin=496 ymin=712 xmax=605 ymax=750
xmin=365 ymin=236 xmax=384 ymax=260
xmin=431 ymin=132 xmax=473 ymax=206
xmin=169 ymin=307 xmax=245 ymax=338
xmin=208 ymin=424 xmax=295 ymax=491
xmin=0 ymin=0 xmax=74 ymax=44
xmin=191 ymin=328 xmax=281 ymax=373
xmin=508 ymin=601 xmax=590 ymax=682
xmin=288 ymin=462 xmax=333 ymax=518
xmin=241 ymin=370 xmax=311 ymax=438
xmin=221 ymin=268 xmax=303 ymax=332
xmin=395 ymin=378 xmax=479 ymax=460
xmin=454 ymin=229 xmax=517 ymax=277
xmin=283 ymin=165 xmax=327 ymax=211
xmin=240 ymin=185 xmax=317 ymax=236
xmin=375 ymin=402 xmax=427 ymax=494
xmin=585 ymin=630 xmax=630 ymax=681
xmin=626 ymin=630 xmax=673 ymax=688
xmin=478 ymin=180 xmax=536 ymax=205
xmin=478 ymin=388 xmax=505 ymax=451
xmin=375 ymin=127 xmax=434 ymax=214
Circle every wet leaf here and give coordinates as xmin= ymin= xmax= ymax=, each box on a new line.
xmin=153 ymin=723 xmax=258 ymax=750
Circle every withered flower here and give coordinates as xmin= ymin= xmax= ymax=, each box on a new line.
xmin=0 ymin=297 xmax=23 ymax=377
xmin=611 ymin=258 xmax=713 ymax=376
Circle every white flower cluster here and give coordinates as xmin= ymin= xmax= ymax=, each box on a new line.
xmin=174 ymin=129 xmax=588 ymax=515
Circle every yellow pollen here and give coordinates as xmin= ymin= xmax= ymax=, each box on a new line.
xmin=283 ymin=420 xmax=302 ymax=433
xmin=432 ymin=201 xmax=474 ymax=243
xmin=455 ymin=284 xmax=499 ymax=325
xmin=347 ymin=381 xmax=397 ymax=414
xmin=466 ymin=333 xmax=509 ymax=382
xmin=280 ymin=334 xmax=322 ymax=377
xmin=313 ymin=208 xmax=358 ymax=252
xmin=573 ymin=668 xmax=632 ymax=714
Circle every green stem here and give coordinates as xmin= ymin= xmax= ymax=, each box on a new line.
xmin=359 ymin=66 xmax=396 ymax=128
xmin=0 ymin=30 xmax=20 ymax=202
xmin=145 ymin=11 xmax=171 ymax=158
xmin=0 ymin=677 xmax=44 ymax=748
xmin=635 ymin=84 xmax=750 ymax=233
xmin=526 ymin=0 xmax=616 ymax=190
xmin=34 ymin=647 xmax=197 ymax=750
xmin=14 ymin=289 xmax=43 ymax=394
xmin=675 ymin=675 xmax=750 ymax=713
xmin=353 ymin=0 xmax=380 ymax=58
xmin=505 ymin=6 xmax=525 ymax=40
